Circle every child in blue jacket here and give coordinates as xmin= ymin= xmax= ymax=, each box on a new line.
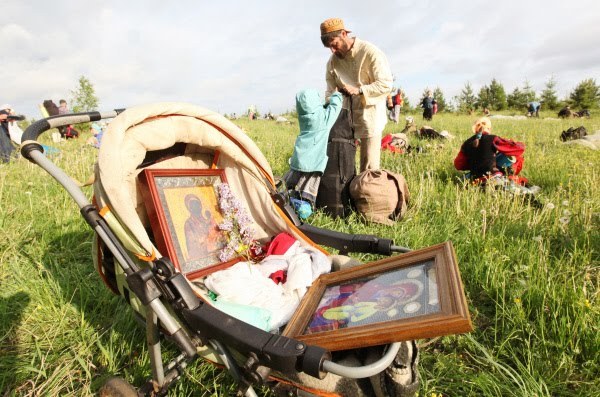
xmin=283 ymin=88 xmax=343 ymax=218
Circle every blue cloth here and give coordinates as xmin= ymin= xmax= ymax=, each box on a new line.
xmin=290 ymin=197 xmax=313 ymax=220
xmin=91 ymin=123 xmax=102 ymax=134
xmin=212 ymin=300 xmax=271 ymax=331
xmin=496 ymin=153 xmax=515 ymax=169
xmin=41 ymin=144 xmax=60 ymax=155
xmin=289 ymin=89 xmax=342 ymax=173
xmin=94 ymin=131 xmax=104 ymax=148
xmin=528 ymin=101 xmax=540 ymax=111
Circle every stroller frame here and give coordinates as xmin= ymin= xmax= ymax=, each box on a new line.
xmin=21 ymin=109 xmax=411 ymax=396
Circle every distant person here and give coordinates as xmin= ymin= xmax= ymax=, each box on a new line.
xmin=391 ymin=89 xmax=404 ymax=124
xmin=386 ymin=94 xmax=394 ymax=121
xmin=0 ymin=104 xmax=25 ymax=145
xmin=283 ymin=88 xmax=343 ymax=217
xmin=86 ymin=123 xmax=104 ymax=148
xmin=320 ymin=17 xmax=393 ymax=172
xmin=58 ymin=99 xmax=69 ymax=115
xmin=527 ymin=101 xmax=541 ymax=117
xmin=0 ymin=107 xmax=15 ymax=162
xmin=56 ymin=99 xmax=79 ymax=139
xmin=421 ymin=90 xmax=434 ymax=121
xmin=247 ymin=105 xmax=257 ymax=120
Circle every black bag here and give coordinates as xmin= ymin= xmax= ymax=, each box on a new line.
xmin=316 ymin=108 xmax=356 ymax=218
xmin=560 ymin=126 xmax=587 ymax=142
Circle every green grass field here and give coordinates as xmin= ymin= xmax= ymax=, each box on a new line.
xmin=1 ymin=110 xmax=598 ymax=396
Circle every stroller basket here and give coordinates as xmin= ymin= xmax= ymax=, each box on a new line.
xmin=21 ymin=103 xmax=439 ymax=396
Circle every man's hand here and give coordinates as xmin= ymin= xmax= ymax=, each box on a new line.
xmin=342 ymin=84 xmax=361 ymax=96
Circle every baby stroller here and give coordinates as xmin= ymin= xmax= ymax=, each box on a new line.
xmin=20 ymin=103 xmax=465 ymax=396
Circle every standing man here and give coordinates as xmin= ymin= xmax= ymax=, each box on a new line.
xmin=320 ymin=18 xmax=393 ymax=172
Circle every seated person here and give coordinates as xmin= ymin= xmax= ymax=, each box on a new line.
xmin=86 ymin=123 xmax=104 ymax=148
xmin=283 ymin=88 xmax=342 ymax=218
xmin=454 ymin=117 xmax=527 ymax=185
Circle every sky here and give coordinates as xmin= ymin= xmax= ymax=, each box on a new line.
xmin=1 ymin=0 xmax=599 ymax=118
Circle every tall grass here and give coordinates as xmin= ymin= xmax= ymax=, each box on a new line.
xmin=0 ymin=112 xmax=598 ymax=396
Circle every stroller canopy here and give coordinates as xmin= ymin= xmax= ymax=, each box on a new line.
xmin=95 ymin=102 xmax=312 ymax=260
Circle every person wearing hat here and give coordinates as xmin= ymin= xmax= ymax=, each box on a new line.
xmin=320 ymin=18 xmax=393 ymax=172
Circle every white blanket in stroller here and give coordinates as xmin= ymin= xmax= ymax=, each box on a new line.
xmin=205 ymin=242 xmax=331 ymax=331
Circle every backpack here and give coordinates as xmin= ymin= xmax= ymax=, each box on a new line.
xmin=419 ymin=126 xmax=442 ymax=139
xmin=560 ymin=126 xmax=587 ymax=141
xmin=315 ymin=109 xmax=356 ymax=218
xmin=349 ymin=169 xmax=409 ymax=225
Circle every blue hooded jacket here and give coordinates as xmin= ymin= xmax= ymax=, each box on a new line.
xmin=290 ymin=89 xmax=343 ymax=173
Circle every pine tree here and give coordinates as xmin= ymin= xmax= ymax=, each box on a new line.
xmin=70 ymin=76 xmax=99 ymax=112
xmin=507 ymin=87 xmax=525 ymax=109
xmin=568 ymin=78 xmax=600 ymax=109
xmin=433 ymin=87 xmax=448 ymax=112
xmin=454 ymin=82 xmax=477 ymax=113
xmin=477 ymin=86 xmax=491 ymax=110
xmin=540 ymin=76 xmax=559 ymax=110
xmin=488 ymin=79 xmax=507 ymax=110
xmin=522 ymin=80 xmax=536 ymax=103
xmin=477 ymin=79 xmax=507 ymax=111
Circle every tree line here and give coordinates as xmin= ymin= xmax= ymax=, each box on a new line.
xmin=55 ymin=75 xmax=600 ymax=120
xmin=403 ymin=77 xmax=600 ymax=114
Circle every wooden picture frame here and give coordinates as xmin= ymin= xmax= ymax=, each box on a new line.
xmin=139 ymin=169 xmax=239 ymax=280
xmin=283 ymin=241 xmax=472 ymax=351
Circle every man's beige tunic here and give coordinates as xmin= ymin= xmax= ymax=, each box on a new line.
xmin=325 ymin=38 xmax=393 ymax=140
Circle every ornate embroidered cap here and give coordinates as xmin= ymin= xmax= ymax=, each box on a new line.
xmin=320 ymin=18 xmax=350 ymax=35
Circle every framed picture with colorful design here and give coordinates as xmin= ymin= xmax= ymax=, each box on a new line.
xmin=283 ymin=241 xmax=472 ymax=351
xmin=139 ymin=169 xmax=239 ymax=280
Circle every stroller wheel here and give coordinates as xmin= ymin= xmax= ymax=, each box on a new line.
xmin=99 ymin=377 xmax=139 ymax=397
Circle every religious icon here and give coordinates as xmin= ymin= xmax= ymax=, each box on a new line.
xmin=139 ymin=169 xmax=237 ymax=279
xmin=284 ymin=242 xmax=472 ymax=351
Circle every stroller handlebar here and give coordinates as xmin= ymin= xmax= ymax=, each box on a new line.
xmin=181 ymin=303 xmax=330 ymax=379
xmin=20 ymin=109 xmax=125 ymax=159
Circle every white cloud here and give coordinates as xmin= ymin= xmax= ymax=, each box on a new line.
xmin=1 ymin=0 xmax=599 ymax=118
